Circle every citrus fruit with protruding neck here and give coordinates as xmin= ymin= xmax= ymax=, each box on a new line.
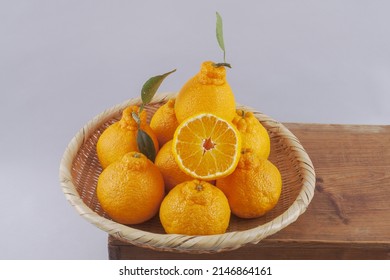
xmin=159 ymin=180 xmax=230 ymax=235
xmin=172 ymin=113 xmax=241 ymax=181
xmin=216 ymin=150 xmax=282 ymax=219
xmin=96 ymin=105 xmax=159 ymax=169
xmin=232 ymin=109 xmax=271 ymax=159
xmin=154 ymin=140 xmax=194 ymax=192
xmin=150 ymin=99 xmax=179 ymax=147
xmin=97 ymin=152 xmax=165 ymax=224
xmin=174 ymin=61 xmax=236 ymax=123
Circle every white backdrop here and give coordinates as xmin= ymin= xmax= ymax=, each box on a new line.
xmin=1 ymin=0 xmax=389 ymax=259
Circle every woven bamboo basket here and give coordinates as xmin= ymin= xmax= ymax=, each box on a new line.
xmin=59 ymin=92 xmax=316 ymax=254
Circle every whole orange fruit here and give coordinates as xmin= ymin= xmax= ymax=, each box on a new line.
xmin=154 ymin=140 xmax=194 ymax=192
xmin=97 ymin=152 xmax=165 ymax=224
xmin=159 ymin=180 xmax=230 ymax=235
xmin=174 ymin=61 xmax=236 ymax=123
xmin=150 ymin=99 xmax=179 ymax=147
xmin=172 ymin=113 xmax=241 ymax=180
xmin=216 ymin=150 xmax=282 ymax=219
xmin=232 ymin=109 xmax=271 ymax=159
xmin=96 ymin=105 xmax=159 ymax=169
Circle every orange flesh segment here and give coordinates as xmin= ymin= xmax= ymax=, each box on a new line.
xmin=173 ymin=114 xmax=241 ymax=179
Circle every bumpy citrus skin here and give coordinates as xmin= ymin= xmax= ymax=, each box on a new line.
xmin=97 ymin=152 xmax=165 ymax=225
xmin=159 ymin=180 xmax=230 ymax=235
xmin=155 ymin=140 xmax=194 ymax=192
xmin=96 ymin=106 xmax=159 ymax=169
xmin=174 ymin=61 xmax=236 ymax=123
xmin=216 ymin=151 xmax=282 ymax=219
xmin=150 ymin=99 xmax=179 ymax=147
xmin=232 ymin=109 xmax=271 ymax=159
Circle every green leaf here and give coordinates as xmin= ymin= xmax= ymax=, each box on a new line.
xmin=137 ymin=128 xmax=156 ymax=162
xmin=216 ymin=11 xmax=226 ymax=63
xmin=141 ymin=69 xmax=176 ymax=106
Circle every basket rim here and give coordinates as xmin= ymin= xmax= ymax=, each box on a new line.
xmin=59 ymin=92 xmax=316 ymax=253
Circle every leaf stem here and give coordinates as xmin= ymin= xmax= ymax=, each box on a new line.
xmin=212 ymin=62 xmax=232 ymax=68
xmin=131 ymin=111 xmax=141 ymax=128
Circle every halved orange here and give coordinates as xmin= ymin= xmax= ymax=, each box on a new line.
xmin=172 ymin=113 xmax=242 ymax=180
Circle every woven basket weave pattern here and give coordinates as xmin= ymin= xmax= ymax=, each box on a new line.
xmin=60 ymin=92 xmax=315 ymax=253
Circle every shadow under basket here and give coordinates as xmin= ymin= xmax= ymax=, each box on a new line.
xmin=59 ymin=92 xmax=316 ymax=254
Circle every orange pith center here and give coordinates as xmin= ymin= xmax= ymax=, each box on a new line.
xmin=202 ymin=137 xmax=215 ymax=154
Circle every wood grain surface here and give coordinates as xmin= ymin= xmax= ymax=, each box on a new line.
xmin=108 ymin=123 xmax=390 ymax=260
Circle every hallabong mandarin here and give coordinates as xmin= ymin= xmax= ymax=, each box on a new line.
xmin=232 ymin=109 xmax=271 ymax=159
xmin=174 ymin=61 xmax=236 ymax=123
xmin=159 ymin=180 xmax=230 ymax=235
xmin=216 ymin=150 xmax=282 ymax=219
xmin=96 ymin=105 xmax=159 ymax=169
xmin=150 ymin=99 xmax=179 ymax=147
xmin=154 ymin=140 xmax=194 ymax=192
xmin=97 ymin=152 xmax=165 ymax=224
